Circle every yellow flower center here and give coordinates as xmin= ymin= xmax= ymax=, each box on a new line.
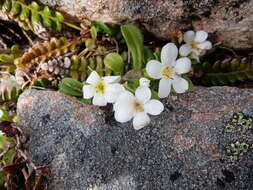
xmin=189 ymin=40 xmax=198 ymax=49
xmin=95 ymin=80 xmax=106 ymax=94
xmin=161 ymin=66 xmax=174 ymax=79
xmin=133 ymin=100 xmax=144 ymax=112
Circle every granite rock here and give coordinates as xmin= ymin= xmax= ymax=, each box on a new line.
xmin=38 ymin=0 xmax=253 ymax=49
xmin=17 ymin=87 xmax=253 ymax=190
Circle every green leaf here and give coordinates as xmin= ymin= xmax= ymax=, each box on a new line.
xmin=41 ymin=6 xmax=52 ymax=28
xmin=59 ymin=78 xmax=83 ymax=97
xmin=32 ymin=78 xmax=51 ymax=88
xmin=121 ymin=24 xmax=144 ymax=70
xmin=95 ymin=22 xmax=115 ymax=36
xmin=85 ymin=38 xmax=96 ymax=50
xmin=195 ymin=58 xmax=253 ymax=86
xmin=143 ymin=47 xmax=155 ymax=63
xmin=2 ymin=0 xmax=11 ymax=12
xmin=19 ymin=5 xmax=30 ymax=21
xmin=54 ymin=12 xmax=64 ymax=32
xmin=104 ymin=53 xmax=124 ymax=75
xmin=90 ymin=26 xmax=98 ymax=39
xmin=191 ymin=59 xmax=200 ymax=65
xmin=0 ymin=107 xmax=11 ymax=121
xmin=30 ymin=2 xmax=41 ymax=28
xmin=10 ymin=45 xmax=19 ymax=56
xmin=0 ymin=54 xmax=14 ymax=63
xmin=151 ymin=89 xmax=159 ymax=100
xmin=79 ymin=98 xmax=92 ymax=105
xmin=153 ymin=51 xmax=161 ymax=62
xmin=183 ymin=75 xmax=195 ymax=92
xmin=123 ymin=82 xmax=135 ymax=94
xmin=10 ymin=1 xmax=21 ymax=15
xmin=0 ymin=136 xmax=13 ymax=150
xmin=55 ymin=11 xmax=64 ymax=22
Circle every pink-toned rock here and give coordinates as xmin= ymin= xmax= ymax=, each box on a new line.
xmin=39 ymin=0 xmax=253 ymax=49
xmin=17 ymin=87 xmax=253 ymax=189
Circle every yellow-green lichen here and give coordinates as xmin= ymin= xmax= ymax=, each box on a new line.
xmin=225 ymin=112 xmax=253 ymax=133
xmin=225 ymin=112 xmax=253 ymax=162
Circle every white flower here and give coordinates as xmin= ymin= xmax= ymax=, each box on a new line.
xmin=146 ymin=43 xmax=191 ymax=98
xmin=139 ymin=77 xmax=150 ymax=87
xmin=179 ymin=30 xmax=212 ymax=60
xmin=82 ymin=71 xmax=124 ymax=106
xmin=114 ymin=82 xmax=164 ymax=130
xmin=0 ymin=130 xmax=4 ymax=136
xmin=0 ymin=75 xmax=20 ymax=100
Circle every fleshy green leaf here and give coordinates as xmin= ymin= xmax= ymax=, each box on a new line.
xmin=121 ymin=24 xmax=144 ymax=70
xmin=0 ymin=107 xmax=11 ymax=121
xmin=104 ymin=53 xmax=124 ymax=75
xmin=19 ymin=5 xmax=30 ymax=21
xmin=0 ymin=54 xmax=14 ymax=63
xmin=85 ymin=38 xmax=96 ymax=50
xmin=32 ymin=78 xmax=51 ymax=88
xmin=79 ymin=98 xmax=92 ymax=105
xmin=41 ymin=6 xmax=52 ymax=28
xmin=10 ymin=1 xmax=21 ymax=15
xmin=59 ymin=78 xmax=83 ymax=97
xmin=90 ymin=26 xmax=98 ymax=39
xmin=10 ymin=45 xmax=19 ymax=56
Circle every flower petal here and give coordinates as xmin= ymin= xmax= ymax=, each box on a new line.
xmin=146 ymin=60 xmax=163 ymax=79
xmin=191 ymin=53 xmax=200 ymax=62
xmin=194 ymin=31 xmax=208 ymax=43
xmin=174 ymin=57 xmax=191 ymax=74
xmin=114 ymin=91 xmax=135 ymax=111
xmin=86 ymin=71 xmax=100 ymax=85
xmin=172 ymin=76 xmax=189 ymax=93
xmin=161 ymin=43 xmax=178 ymax=66
xmin=104 ymin=83 xmax=124 ymax=103
xmin=179 ymin=44 xmax=191 ymax=56
xmin=184 ymin=31 xmax=195 ymax=43
xmin=82 ymin=85 xmax=95 ymax=99
xmin=158 ymin=78 xmax=172 ymax=98
xmin=133 ymin=112 xmax=150 ymax=130
xmin=92 ymin=93 xmax=107 ymax=106
xmin=145 ymin=99 xmax=164 ymax=115
xmin=198 ymin=41 xmax=212 ymax=50
xmin=139 ymin=78 xmax=150 ymax=87
xmin=102 ymin=75 xmax=121 ymax=83
xmin=114 ymin=108 xmax=133 ymax=123
xmin=135 ymin=86 xmax=151 ymax=104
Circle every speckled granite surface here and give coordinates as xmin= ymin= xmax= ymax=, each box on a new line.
xmin=17 ymin=87 xmax=253 ymax=190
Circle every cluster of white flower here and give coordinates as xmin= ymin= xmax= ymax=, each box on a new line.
xmin=179 ymin=30 xmax=212 ymax=61
xmin=82 ymin=31 xmax=211 ymax=130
